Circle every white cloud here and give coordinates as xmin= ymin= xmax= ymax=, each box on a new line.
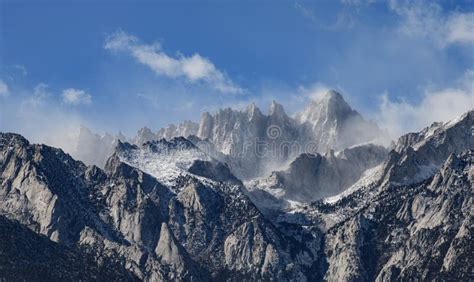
xmin=62 ymin=88 xmax=92 ymax=105
xmin=296 ymin=1 xmax=361 ymax=30
xmin=34 ymin=83 xmax=50 ymax=98
xmin=298 ymin=83 xmax=333 ymax=101
xmin=376 ymin=70 xmax=474 ymax=137
xmin=0 ymin=79 xmax=10 ymax=97
xmin=390 ymin=0 xmax=474 ymax=47
xmin=104 ymin=30 xmax=244 ymax=94
xmin=24 ymin=83 xmax=51 ymax=106
xmin=446 ymin=13 xmax=474 ymax=45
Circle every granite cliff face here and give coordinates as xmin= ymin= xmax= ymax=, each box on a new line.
xmin=156 ymin=120 xmax=199 ymax=141
xmin=0 ymin=214 xmax=138 ymax=281
xmin=190 ymin=91 xmax=384 ymax=179
xmin=295 ymin=90 xmax=382 ymax=152
xmin=380 ymin=110 xmax=474 ymax=186
xmin=70 ymin=90 xmax=385 ymax=180
xmin=0 ymin=104 xmax=472 ymax=280
xmin=0 ymin=133 xmax=320 ymax=281
xmin=323 ymin=149 xmax=473 ymax=281
xmin=289 ymin=109 xmax=473 ymax=280
xmin=247 ymin=144 xmax=388 ymax=204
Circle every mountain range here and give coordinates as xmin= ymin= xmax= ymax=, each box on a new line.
xmin=0 ymin=90 xmax=472 ymax=280
xmin=71 ymin=90 xmax=385 ymax=180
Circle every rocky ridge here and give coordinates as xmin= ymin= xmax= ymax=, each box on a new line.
xmin=0 ymin=104 xmax=472 ymax=281
xmin=0 ymin=133 xmax=321 ymax=281
xmin=71 ymin=90 xmax=385 ymax=180
xmin=247 ymin=143 xmax=389 ymax=205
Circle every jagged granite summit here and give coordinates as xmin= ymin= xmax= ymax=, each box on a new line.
xmin=0 ymin=133 xmax=321 ymax=280
xmin=0 ymin=107 xmax=472 ymax=280
xmin=71 ymin=90 xmax=385 ymax=180
xmin=295 ymin=90 xmax=382 ymax=151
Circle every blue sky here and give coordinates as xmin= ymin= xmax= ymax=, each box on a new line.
xmin=0 ymin=0 xmax=473 ymax=147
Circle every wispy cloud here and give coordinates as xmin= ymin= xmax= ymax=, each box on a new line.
xmin=0 ymin=83 xmax=84 ymax=154
xmin=24 ymin=83 xmax=51 ymax=106
xmin=62 ymin=88 xmax=92 ymax=105
xmin=297 ymin=82 xmax=333 ymax=101
xmin=390 ymin=0 xmax=474 ymax=47
xmin=294 ymin=1 xmax=318 ymax=25
xmin=376 ymin=69 xmax=474 ymax=137
xmin=11 ymin=65 xmax=28 ymax=76
xmin=445 ymin=13 xmax=474 ymax=45
xmin=0 ymin=79 xmax=10 ymax=97
xmin=104 ymin=30 xmax=244 ymax=94
xmin=294 ymin=1 xmax=360 ymax=30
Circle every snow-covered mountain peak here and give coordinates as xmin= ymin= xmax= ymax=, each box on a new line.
xmin=268 ymin=100 xmax=286 ymax=117
xmin=378 ymin=109 xmax=473 ymax=186
xmin=395 ymin=110 xmax=473 ymax=153
xmin=114 ymin=137 xmax=213 ymax=188
xmin=133 ymin=126 xmax=158 ymax=145
xmin=115 ymin=138 xmax=138 ymax=152
xmin=296 ymin=89 xmax=352 ymax=125
xmin=1 ymin=109 xmax=473 ymax=280
xmin=293 ymin=90 xmax=383 ymax=152
xmin=156 ymin=120 xmax=199 ymax=141
xmin=323 ymin=89 xmax=345 ymax=101
xmin=245 ymin=102 xmax=263 ymax=121
xmin=320 ymin=109 xmax=474 ymax=207
xmin=68 ymin=90 xmax=385 ymax=179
